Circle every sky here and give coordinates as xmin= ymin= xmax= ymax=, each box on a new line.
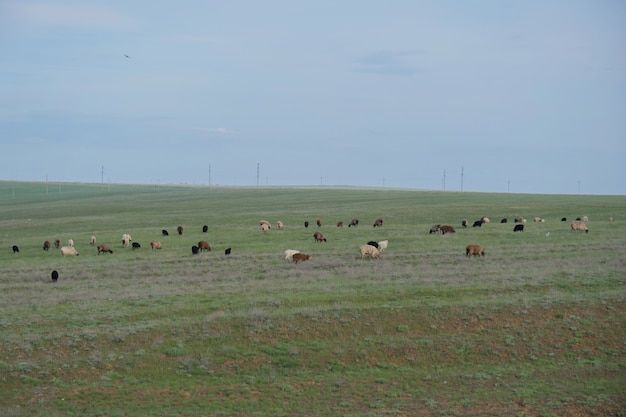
xmin=1 ymin=1 xmax=625 ymax=194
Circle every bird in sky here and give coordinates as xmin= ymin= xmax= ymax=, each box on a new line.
xmin=124 ymin=54 xmax=130 ymax=58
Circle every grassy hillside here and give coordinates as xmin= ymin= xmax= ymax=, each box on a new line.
xmin=0 ymin=181 xmax=624 ymax=416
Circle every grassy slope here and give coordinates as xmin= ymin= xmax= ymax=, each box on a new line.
xmin=0 ymin=181 xmax=624 ymax=416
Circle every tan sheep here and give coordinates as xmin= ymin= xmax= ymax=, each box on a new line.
xmin=571 ymin=220 xmax=588 ymax=233
xmin=481 ymin=217 xmax=490 ymax=224
xmin=97 ymin=244 xmax=113 ymax=254
xmin=360 ymin=244 xmax=380 ymax=259
xmin=122 ymin=236 xmax=130 ymax=248
xmin=60 ymin=246 xmax=79 ymax=257
xmin=466 ymin=244 xmax=485 ymax=257
xmin=582 ymin=215 xmax=589 ymax=222
xmin=377 ymin=240 xmax=388 ymax=252
xmin=68 ymin=239 xmax=74 ymax=247
xmin=261 ymin=223 xmax=270 ymax=233
xmin=89 ymin=235 xmax=96 ymax=245
xmin=277 ymin=221 xmax=284 ymax=230
xmin=150 ymin=240 xmax=162 ymax=250
xmin=284 ymin=249 xmax=300 ymax=261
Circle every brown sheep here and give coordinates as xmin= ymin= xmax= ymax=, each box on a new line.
xmin=177 ymin=225 xmax=184 ymax=235
xmin=373 ymin=218 xmax=384 ymax=227
xmin=439 ymin=225 xmax=456 ymax=234
xmin=54 ymin=239 xmax=61 ymax=248
xmin=313 ymin=231 xmax=327 ymax=242
xmin=337 ymin=221 xmax=344 ymax=227
xmin=348 ymin=218 xmax=359 ymax=227
xmin=466 ymin=244 xmax=485 ymax=257
xmin=316 ymin=219 xmax=322 ymax=227
xmin=43 ymin=240 xmax=51 ymax=251
xmin=97 ymin=244 xmax=113 ymax=254
xmin=198 ymin=240 xmax=211 ymax=251
xmin=571 ymin=220 xmax=588 ymax=233
xmin=292 ymin=253 xmax=311 ymax=264
xmin=150 ymin=240 xmax=162 ymax=250
xmin=429 ymin=224 xmax=441 ymax=234
xmin=461 ymin=219 xmax=468 ymax=228
xmin=360 ymin=244 xmax=380 ymax=259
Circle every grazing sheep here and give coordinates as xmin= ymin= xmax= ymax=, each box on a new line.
xmin=461 ymin=219 xmax=468 ymax=228
xmin=313 ymin=231 xmax=327 ymax=242
xmin=348 ymin=218 xmax=359 ymax=227
xmin=198 ymin=240 xmax=211 ymax=251
xmin=277 ymin=221 xmax=284 ymax=230
xmin=122 ymin=233 xmax=132 ymax=241
xmin=284 ymin=249 xmax=300 ymax=261
xmin=177 ymin=225 xmax=184 ymax=235
xmin=12 ymin=245 xmax=19 ymax=253
xmin=60 ymin=246 xmax=79 ymax=257
xmin=337 ymin=221 xmax=344 ymax=227
xmin=561 ymin=217 xmax=567 ymax=222
xmin=132 ymin=242 xmax=141 ymax=249
xmin=225 ymin=248 xmax=232 ymax=255
xmin=259 ymin=220 xmax=271 ymax=229
xmin=68 ymin=239 xmax=74 ymax=247
xmin=162 ymin=229 xmax=169 ymax=236
xmin=150 ymin=240 xmax=162 ymax=250
xmin=122 ymin=237 xmax=130 ymax=248
xmin=89 ymin=235 xmax=96 ymax=245
xmin=51 ymin=270 xmax=59 ymax=282
xmin=576 ymin=217 xmax=582 ymax=221
xmin=360 ymin=244 xmax=380 ymax=259
xmin=367 ymin=241 xmax=379 ymax=249
xmin=97 ymin=244 xmax=113 ymax=254
xmin=513 ymin=224 xmax=524 ymax=232
xmin=481 ymin=217 xmax=490 ymax=224
xmin=500 ymin=218 xmax=508 ymax=223
xmin=466 ymin=244 xmax=485 ymax=257
xmin=373 ymin=218 xmax=383 ymax=227
xmin=54 ymin=239 xmax=60 ymax=248
xmin=261 ymin=223 xmax=270 ymax=233
xmin=316 ymin=219 xmax=322 ymax=227
xmin=377 ymin=240 xmax=388 ymax=252
xmin=514 ymin=216 xmax=526 ymax=224
xmin=43 ymin=241 xmax=51 ymax=251
xmin=304 ymin=221 xmax=309 ymax=228
xmin=429 ymin=224 xmax=441 ymax=234
xmin=571 ymin=220 xmax=588 ymax=233
xmin=292 ymin=253 xmax=312 ymax=264
xmin=202 ymin=225 xmax=208 ymax=233
xmin=533 ymin=217 xmax=545 ymax=223
xmin=582 ymin=216 xmax=589 ymax=222
xmin=191 ymin=245 xmax=199 ymax=255
xmin=472 ymin=220 xmax=482 ymax=228
xmin=440 ymin=225 xmax=456 ymax=234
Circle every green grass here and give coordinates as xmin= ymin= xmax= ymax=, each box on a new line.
xmin=0 ymin=181 xmax=624 ymax=416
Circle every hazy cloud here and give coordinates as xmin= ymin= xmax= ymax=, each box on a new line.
xmin=355 ymin=51 xmax=421 ymax=76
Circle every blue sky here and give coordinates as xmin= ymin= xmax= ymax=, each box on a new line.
xmin=1 ymin=1 xmax=624 ymax=194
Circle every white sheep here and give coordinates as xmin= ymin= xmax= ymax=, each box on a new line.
xmin=377 ymin=240 xmax=388 ymax=252
xmin=284 ymin=249 xmax=300 ymax=261
xmin=360 ymin=244 xmax=380 ymax=259
xmin=68 ymin=239 xmax=74 ymax=247
xmin=60 ymin=246 xmax=79 ymax=257
xmin=89 ymin=235 xmax=96 ymax=245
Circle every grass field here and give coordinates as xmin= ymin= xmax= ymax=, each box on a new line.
xmin=0 ymin=181 xmax=624 ymax=416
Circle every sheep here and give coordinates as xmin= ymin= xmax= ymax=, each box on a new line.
xmin=316 ymin=219 xmax=322 ymax=227
xmin=191 ymin=245 xmax=199 ymax=255
xmin=261 ymin=223 xmax=270 ymax=233
xmin=466 ymin=244 xmax=485 ymax=257
xmin=12 ymin=245 xmax=19 ymax=253
xmin=533 ymin=217 xmax=545 ymax=223
xmin=513 ymin=224 xmax=524 ymax=232
xmin=429 ymin=224 xmax=441 ymax=234
xmin=259 ymin=220 xmax=271 ymax=229
xmin=292 ymin=253 xmax=311 ymax=264
xmin=277 ymin=221 xmax=284 ymax=230
xmin=122 ymin=233 xmax=132 ymax=241
xmin=68 ymin=239 xmax=74 ymax=247
xmin=515 ymin=216 xmax=526 ymax=224
xmin=481 ymin=217 xmax=490 ymax=224
xmin=177 ymin=225 xmax=184 ymax=235
xmin=162 ymin=229 xmax=169 ymax=236
xmin=122 ymin=236 xmax=130 ymax=248
xmin=202 ymin=225 xmax=208 ymax=233
xmin=360 ymin=244 xmax=380 ymax=259
xmin=461 ymin=219 xmax=468 ymax=228
xmin=377 ymin=240 xmax=388 ymax=252
xmin=582 ymin=216 xmax=589 ymax=222
xmin=225 ymin=248 xmax=232 ymax=255
xmin=132 ymin=242 xmax=141 ymax=249
xmin=337 ymin=221 xmax=344 ymax=227
xmin=284 ymin=249 xmax=300 ymax=261
xmin=571 ymin=220 xmax=588 ymax=233
xmin=366 ymin=241 xmax=379 ymax=249
xmin=440 ymin=225 xmax=456 ymax=234
xmin=348 ymin=218 xmax=359 ymax=227
xmin=313 ymin=231 xmax=327 ymax=242
xmin=54 ymin=239 xmax=60 ymax=248
xmin=561 ymin=217 xmax=567 ymax=222
xmin=51 ymin=270 xmax=59 ymax=282
xmin=500 ymin=218 xmax=508 ymax=223
xmin=43 ymin=241 xmax=51 ymax=251
xmin=304 ymin=221 xmax=309 ymax=228
xmin=89 ymin=235 xmax=96 ymax=245
xmin=150 ymin=240 xmax=162 ymax=250
xmin=198 ymin=240 xmax=211 ymax=251
xmin=60 ymin=246 xmax=79 ymax=257
xmin=97 ymin=244 xmax=113 ymax=254
xmin=472 ymin=220 xmax=482 ymax=227
xmin=373 ymin=218 xmax=383 ymax=227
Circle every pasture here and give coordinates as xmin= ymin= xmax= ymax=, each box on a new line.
xmin=0 ymin=181 xmax=624 ymax=416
